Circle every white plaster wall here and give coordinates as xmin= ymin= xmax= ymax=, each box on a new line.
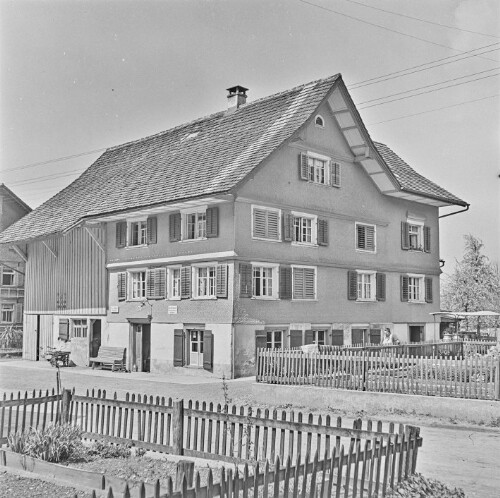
xmin=425 ymin=322 xmax=440 ymax=342
xmin=393 ymin=324 xmax=408 ymax=343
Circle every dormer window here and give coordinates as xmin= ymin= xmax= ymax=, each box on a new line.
xmin=315 ymin=115 xmax=325 ymax=128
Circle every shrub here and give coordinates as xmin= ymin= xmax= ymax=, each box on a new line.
xmin=8 ymin=424 xmax=86 ymax=463
xmin=0 ymin=326 xmax=23 ymax=349
xmin=87 ymin=440 xmax=131 ymax=459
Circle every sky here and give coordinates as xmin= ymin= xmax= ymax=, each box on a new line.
xmin=1 ymin=0 xmax=499 ymax=275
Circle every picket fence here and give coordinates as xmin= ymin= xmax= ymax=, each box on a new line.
xmin=257 ymin=349 xmax=500 ymax=400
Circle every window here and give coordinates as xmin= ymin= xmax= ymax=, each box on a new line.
xmin=185 ymin=211 xmax=206 ymax=240
xmin=193 ymin=265 xmax=216 ymax=298
xmin=72 ymin=319 xmax=88 ymax=338
xmin=293 ymin=215 xmax=317 ymax=244
xmin=308 ymin=156 xmax=327 ymax=185
xmin=253 ymin=265 xmax=276 ymax=298
xmin=356 ymin=223 xmax=376 ymax=252
xmin=299 ymin=152 xmax=341 ymax=187
xmin=408 ymin=276 xmax=424 ymax=302
xmin=401 ymin=274 xmax=431 ymax=303
xmin=252 ymin=206 xmax=281 ymax=241
xmin=408 ymin=224 xmax=422 ymax=250
xmin=116 ymin=217 xmax=157 ymax=248
xmin=1 ymin=268 xmax=15 ymax=286
xmin=315 ymin=115 xmax=325 ymax=127
xmin=129 ymin=271 xmax=147 ymax=300
xmin=168 ymin=266 xmax=181 ymax=300
xmin=312 ymin=329 xmax=326 ymax=345
xmin=266 ymin=330 xmax=283 ymax=349
xmin=1 ymin=304 xmax=14 ymax=323
xmin=357 ymin=271 xmax=376 ymax=301
xmin=292 ymin=266 xmax=316 ymax=300
xmin=130 ymin=221 xmax=147 ymax=246
xmin=402 ymin=220 xmax=430 ymax=252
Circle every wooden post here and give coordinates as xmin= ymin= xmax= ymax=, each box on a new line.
xmin=175 ymin=460 xmax=195 ymax=490
xmin=495 ymin=358 xmax=500 ymax=401
xmin=61 ymin=389 xmax=72 ymax=424
xmin=172 ymin=399 xmax=184 ymax=455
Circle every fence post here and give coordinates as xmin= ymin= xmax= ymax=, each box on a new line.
xmin=175 ymin=460 xmax=194 ymax=490
xmin=172 ymin=399 xmax=184 ymax=455
xmin=495 ymin=358 xmax=500 ymax=401
xmin=61 ymin=388 xmax=72 ymax=424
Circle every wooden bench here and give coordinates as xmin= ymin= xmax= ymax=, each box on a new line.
xmin=90 ymin=346 xmax=126 ymax=372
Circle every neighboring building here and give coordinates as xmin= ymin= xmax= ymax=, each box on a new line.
xmin=0 ymin=75 xmax=467 ymax=377
xmin=0 ymin=185 xmax=31 ymax=335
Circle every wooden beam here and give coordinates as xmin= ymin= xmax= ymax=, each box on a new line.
xmin=341 ymin=125 xmax=358 ymax=132
xmin=84 ymin=226 xmax=105 ymax=253
xmin=12 ymin=245 xmax=27 ymax=262
xmin=42 ymin=241 xmax=57 ymax=258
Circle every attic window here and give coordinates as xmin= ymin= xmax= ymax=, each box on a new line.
xmin=181 ymin=132 xmax=199 ymax=142
xmin=315 ymin=115 xmax=324 ymax=128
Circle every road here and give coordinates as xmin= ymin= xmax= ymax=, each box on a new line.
xmin=1 ymin=359 xmax=499 ymax=497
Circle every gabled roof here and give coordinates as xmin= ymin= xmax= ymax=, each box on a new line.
xmin=0 ymin=184 xmax=31 ymax=214
xmin=0 ymin=74 xmax=466 ymax=244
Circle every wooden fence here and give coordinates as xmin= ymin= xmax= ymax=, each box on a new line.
xmin=257 ymin=349 xmax=500 ymax=400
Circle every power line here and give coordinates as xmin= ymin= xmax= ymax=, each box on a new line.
xmin=341 ymin=0 xmax=500 ymax=39
xmin=297 ymin=0 xmax=499 ymax=62
xmin=359 ymin=72 xmax=500 ymax=109
xmin=358 ymin=67 xmax=500 ymax=105
xmin=366 ymin=94 xmax=500 ymax=126
xmin=9 ymin=169 xmax=85 ymax=187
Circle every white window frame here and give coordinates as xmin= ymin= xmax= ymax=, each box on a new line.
xmin=356 ymin=270 xmax=376 ymax=302
xmin=192 ymin=262 xmax=217 ymax=299
xmin=1 ymin=268 xmax=15 ymax=286
xmin=266 ymin=330 xmax=283 ymax=349
xmin=167 ymin=265 xmax=182 ymax=300
xmin=292 ymin=265 xmax=317 ymax=301
xmin=251 ymin=205 xmax=281 ymax=242
xmin=71 ymin=318 xmax=89 ymax=338
xmin=181 ymin=205 xmax=207 ymax=242
xmin=1 ymin=304 xmax=14 ymax=323
xmin=292 ymin=211 xmax=317 ymax=246
xmin=128 ymin=269 xmax=147 ymax=300
xmin=307 ymin=154 xmax=328 ymax=185
xmin=355 ymin=222 xmax=376 ymax=253
xmin=251 ymin=262 xmax=279 ymax=300
xmin=128 ymin=219 xmax=148 ymax=247
xmin=312 ymin=329 xmax=326 ymax=345
xmin=314 ymin=115 xmax=325 ymax=128
xmin=407 ymin=218 xmax=424 ymax=251
xmin=408 ymin=273 xmax=425 ymax=303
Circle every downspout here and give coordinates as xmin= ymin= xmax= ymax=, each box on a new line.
xmin=439 ymin=203 xmax=470 ymax=219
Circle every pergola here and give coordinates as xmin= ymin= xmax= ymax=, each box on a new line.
xmin=430 ymin=311 xmax=500 ymax=338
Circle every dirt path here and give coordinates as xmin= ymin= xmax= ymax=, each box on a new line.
xmin=1 ymin=359 xmax=499 ymax=497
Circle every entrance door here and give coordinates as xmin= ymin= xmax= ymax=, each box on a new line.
xmin=90 ymin=320 xmax=101 ymax=358
xmin=130 ymin=323 xmax=151 ymax=372
xmin=352 ymin=328 xmax=367 ymax=346
xmin=409 ymin=325 xmax=424 ymax=343
xmin=189 ymin=330 xmax=204 ymax=367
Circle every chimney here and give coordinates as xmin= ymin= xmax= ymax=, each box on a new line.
xmin=226 ymin=85 xmax=248 ymax=111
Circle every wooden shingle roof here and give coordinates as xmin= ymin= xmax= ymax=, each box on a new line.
xmin=0 ymin=74 xmax=466 ymax=244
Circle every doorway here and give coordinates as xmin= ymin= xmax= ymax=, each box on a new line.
xmin=130 ymin=323 xmax=151 ymax=372
xmin=90 ymin=320 xmax=101 ymax=358
xmin=409 ymin=325 xmax=424 ymax=343
xmin=36 ymin=315 xmax=41 ymax=361
xmin=189 ymin=330 xmax=204 ymax=367
xmin=352 ymin=328 xmax=367 ymax=345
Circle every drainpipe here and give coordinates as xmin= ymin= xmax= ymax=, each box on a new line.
xmin=439 ymin=203 xmax=470 ymax=219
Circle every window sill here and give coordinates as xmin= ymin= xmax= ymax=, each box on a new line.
xmin=184 ymin=365 xmax=204 ymax=370
xmin=167 ymin=297 xmax=181 ymax=301
xmin=180 ymin=238 xmax=208 ymax=243
xmin=291 ymin=242 xmax=318 ymax=248
xmin=356 ymin=299 xmax=377 ymax=303
xmin=356 ymin=248 xmax=376 ymax=254
xmin=251 ymin=296 xmax=279 ymax=301
xmin=192 ymin=296 xmax=217 ymax=300
xmin=292 ymin=298 xmax=318 ymax=302
xmin=125 ymin=244 xmax=148 ymax=250
xmin=127 ymin=298 xmax=147 ymax=302
xmin=408 ymin=300 xmax=426 ymax=304
xmin=252 ymin=236 xmax=282 ymax=243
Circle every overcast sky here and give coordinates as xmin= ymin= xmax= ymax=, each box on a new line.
xmin=1 ymin=0 xmax=499 ymax=273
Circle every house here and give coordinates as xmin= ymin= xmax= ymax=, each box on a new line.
xmin=0 ymin=74 xmax=468 ymax=377
xmin=0 ymin=185 xmax=31 ymax=336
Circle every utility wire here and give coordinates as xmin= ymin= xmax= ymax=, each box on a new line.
xmin=366 ymin=94 xmax=500 ymax=126
xmin=359 ymin=72 xmax=500 ymax=109
xmin=358 ymin=67 xmax=500 ymax=105
xmin=9 ymin=169 xmax=85 ymax=187
xmin=341 ymin=0 xmax=500 ymax=39
xmin=297 ymin=0 xmax=499 ymax=61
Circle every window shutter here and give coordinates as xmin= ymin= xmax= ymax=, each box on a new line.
xmin=330 ymin=162 xmax=341 ymax=187
xmin=253 ymin=208 xmax=266 ymax=238
xmin=16 ymin=268 xmax=25 ymax=288
xmin=370 ymin=329 xmax=381 ymax=344
xmin=216 ymin=264 xmax=228 ymax=298
xmin=299 ymin=153 xmax=309 ymax=180
xmin=13 ymin=303 xmax=23 ymax=324
xmin=293 ymin=267 xmax=304 ymax=299
xmin=347 ymin=271 xmax=358 ymax=300
xmin=180 ymin=266 xmax=191 ymax=299
xmin=147 ymin=217 xmax=157 ymax=244
xmin=59 ymin=318 xmax=69 ymax=341
xmin=239 ymin=262 xmax=253 ymax=298
xmin=169 ymin=213 xmax=181 ymax=242
xmin=282 ymin=212 xmax=293 ymax=242
xmin=401 ymin=222 xmax=410 ymax=250
xmin=289 ymin=330 xmax=302 ymax=348
xmin=366 ymin=226 xmax=375 ymax=251
xmin=376 ymin=273 xmax=386 ymax=301
xmin=146 ymin=269 xmax=155 ymax=299
xmin=116 ymin=221 xmax=127 ymax=248
xmin=331 ymin=329 xmax=344 ymax=346
xmin=425 ymin=277 xmax=433 ymax=303
xmin=173 ymin=329 xmax=184 ymax=366
xmin=318 ymin=219 xmax=328 ymax=246
xmin=304 ymin=330 xmax=314 ymax=345
xmin=147 ymin=268 xmax=166 ymax=299
xmin=203 ymin=330 xmax=214 ymax=372
xmin=206 ymin=207 xmax=219 ymax=238
xmin=424 ymin=226 xmax=431 ymax=253
xmin=117 ymin=272 xmax=127 ymax=301
xmin=401 ymin=275 xmax=409 ymax=302
xmin=267 ymin=211 xmax=280 ymax=240
xmin=356 ymin=224 xmax=365 ymax=249
xmin=280 ymin=266 xmax=292 ymax=300
xmin=304 ymin=268 xmax=315 ymax=299
xmin=255 ymin=330 xmax=267 ymax=355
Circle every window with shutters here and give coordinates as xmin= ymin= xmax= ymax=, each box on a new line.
xmin=1 ymin=304 xmax=14 ymax=323
xmin=192 ymin=264 xmax=217 ymax=299
xmin=1 ymin=268 xmax=15 ymax=286
xmin=266 ymin=330 xmax=283 ymax=349
xmin=308 ymin=156 xmax=327 ymax=185
xmin=357 ymin=271 xmax=376 ymax=301
xmin=130 ymin=221 xmax=147 ymax=246
xmin=252 ymin=206 xmax=281 ymax=241
xmin=299 ymin=152 xmax=341 ymax=188
xmin=312 ymin=329 xmax=326 ymax=345
xmin=168 ymin=266 xmax=182 ymax=300
xmin=408 ymin=275 xmax=425 ymax=302
xmin=252 ymin=264 xmax=278 ymax=299
xmin=184 ymin=211 xmax=206 ymax=240
xmin=292 ymin=266 xmax=316 ymax=300
xmin=129 ymin=271 xmax=147 ymax=300
xmin=71 ymin=318 xmax=88 ymax=338
xmin=402 ymin=218 xmax=429 ymax=252
xmin=355 ymin=223 xmax=376 ymax=252
xmin=292 ymin=212 xmax=317 ymax=245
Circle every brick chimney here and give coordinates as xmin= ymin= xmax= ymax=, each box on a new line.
xmin=226 ymin=85 xmax=248 ymax=111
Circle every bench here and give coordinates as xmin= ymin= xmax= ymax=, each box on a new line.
xmin=90 ymin=346 xmax=126 ymax=372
